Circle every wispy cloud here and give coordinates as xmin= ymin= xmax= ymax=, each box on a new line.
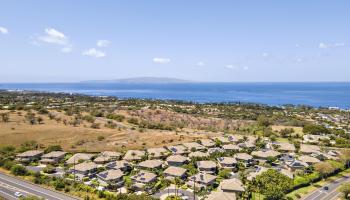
xmin=38 ymin=28 xmax=69 ymax=45
xmin=61 ymin=47 xmax=72 ymax=53
xmin=82 ymin=48 xmax=106 ymax=58
xmin=225 ymin=64 xmax=237 ymax=70
xmin=196 ymin=61 xmax=205 ymax=66
xmin=0 ymin=26 xmax=9 ymax=34
xmin=226 ymin=64 xmax=248 ymax=71
xmin=261 ymin=52 xmax=269 ymax=57
xmin=319 ymin=42 xmax=346 ymax=49
xmin=97 ymin=40 xmax=110 ymax=47
xmin=153 ymin=57 xmax=171 ymax=64
xmin=34 ymin=28 xmax=73 ymax=53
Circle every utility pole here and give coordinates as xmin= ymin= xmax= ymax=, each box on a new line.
xmin=193 ymin=177 xmax=196 ymax=200
xmin=73 ymin=156 xmax=76 ymax=183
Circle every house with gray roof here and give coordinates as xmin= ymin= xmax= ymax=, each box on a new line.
xmin=167 ymin=145 xmax=188 ymax=155
xmin=105 ymin=160 xmax=131 ymax=172
xmin=70 ymin=162 xmax=98 ymax=180
xmin=130 ymin=171 xmax=157 ymax=191
xmin=217 ymin=157 xmax=237 ymax=171
xmin=16 ymin=150 xmax=44 ymax=163
xmin=189 ymin=151 xmax=209 ymax=159
xmin=123 ymin=150 xmax=145 ymax=162
xmin=197 ymin=160 xmax=217 ymax=174
xmin=166 ymin=155 xmax=188 ymax=166
xmin=40 ymin=151 xmax=66 ymax=164
xmin=137 ymin=159 xmax=163 ymax=170
xmin=147 ymin=147 xmax=169 ymax=159
xmin=187 ymin=173 xmax=216 ymax=189
xmin=200 ymin=139 xmax=216 ymax=148
xmin=183 ymin=142 xmax=206 ymax=151
xmin=163 ymin=166 xmax=187 ymax=180
xmin=66 ymin=153 xmax=95 ymax=165
xmin=97 ymin=169 xmax=124 ymax=187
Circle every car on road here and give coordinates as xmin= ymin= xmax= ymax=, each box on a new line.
xmin=14 ymin=192 xmax=23 ymax=197
xmin=323 ymin=186 xmax=329 ymax=190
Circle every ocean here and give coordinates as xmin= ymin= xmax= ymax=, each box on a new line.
xmin=0 ymin=82 xmax=350 ymax=109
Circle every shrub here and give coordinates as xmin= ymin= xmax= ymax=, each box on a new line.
xmin=97 ymin=136 xmax=105 ymax=141
xmin=11 ymin=165 xmax=27 ymax=176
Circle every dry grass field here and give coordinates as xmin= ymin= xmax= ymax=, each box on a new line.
xmin=271 ymin=125 xmax=304 ymax=136
xmin=0 ymin=111 xmax=218 ymax=152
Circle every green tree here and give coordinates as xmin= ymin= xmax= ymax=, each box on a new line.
xmin=257 ymin=115 xmax=271 ymax=127
xmin=44 ymin=145 xmax=62 ymax=153
xmin=339 ymin=182 xmax=350 ymax=199
xmin=253 ymin=169 xmax=293 ymax=200
xmin=11 ymin=165 xmax=28 ymax=176
xmin=340 ymin=149 xmax=350 ymax=168
xmin=314 ymin=162 xmax=335 ymax=179
xmin=218 ymin=169 xmax=231 ymax=179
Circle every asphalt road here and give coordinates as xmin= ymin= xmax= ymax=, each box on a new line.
xmin=0 ymin=172 xmax=78 ymax=200
xmin=302 ymin=175 xmax=350 ymax=200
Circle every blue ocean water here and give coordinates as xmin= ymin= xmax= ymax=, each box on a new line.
xmin=0 ymin=82 xmax=350 ymax=108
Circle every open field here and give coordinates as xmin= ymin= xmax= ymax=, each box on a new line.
xmin=0 ymin=111 xmax=218 ymax=152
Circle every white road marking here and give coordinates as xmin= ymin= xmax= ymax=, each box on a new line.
xmin=0 ymin=176 xmax=64 ymax=200
xmin=0 ymin=188 xmax=17 ymax=200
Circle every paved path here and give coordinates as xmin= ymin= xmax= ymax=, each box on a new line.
xmin=302 ymin=175 xmax=350 ymax=200
xmin=153 ymin=187 xmax=196 ymax=200
xmin=0 ymin=172 xmax=79 ymax=200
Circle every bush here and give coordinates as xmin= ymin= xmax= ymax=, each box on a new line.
xmin=44 ymin=145 xmax=62 ymax=153
xmin=97 ymin=136 xmax=105 ymax=141
xmin=11 ymin=165 xmax=27 ymax=176
xmin=90 ymin=123 xmax=100 ymax=129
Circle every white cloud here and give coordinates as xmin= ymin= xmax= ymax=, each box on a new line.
xmin=38 ymin=28 xmax=69 ymax=45
xmin=319 ymin=42 xmax=346 ymax=49
xmin=225 ymin=64 xmax=236 ymax=69
xmin=296 ymin=58 xmax=303 ymax=63
xmin=97 ymin=40 xmax=110 ymax=47
xmin=196 ymin=61 xmax=205 ymax=66
xmin=319 ymin=42 xmax=329 ymax=49
xmin=261 ymin=52 xmax=269 ymax=57
xmin=243 ymin=66 xmax=249 ymax=70
xmin=334 ymin=43 xmax=345 ymax=47
xmin=0 ymin=26 xmax=9 ymax=34
xmin=153 ymin=57 xmax=171 ymax=64
xmin=295 ymin=44 xmax=300 ymax=48
xmin=82 ymin=48 xmax=106 ymax=58
xmin=61 ymin=47 xmax=72 ymax=53
xmin=34 ymin=28 xmax=73 ymax=53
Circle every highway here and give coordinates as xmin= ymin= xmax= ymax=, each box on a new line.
xmin=302 ymin=175 xmax=350 ymax=200
xmin=0 ymin=173 xmax=78 ymax=200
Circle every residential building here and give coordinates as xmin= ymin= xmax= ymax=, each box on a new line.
xmin=97 ymin=169 xmax=124 ymax=187
xmin=137 ymin=160 xmax=163 ymax=170
xmin=166 ymin=155 xmax=188 ymax=166
xmin=105 ymin=160 xmax=131 ymax=172
xmin=147 ymin=147 xmax=169 ymax=159
xmin=40 ymin=151 xmax=66 ymax=164
xmin=217 ymin=157 xmax=237 ymax=171
xmin=123 ymin=150 xmax=145 ymax=162
xmin=16 ymin=150 xmax=43 ymax=163
xmin=66 ymin=153 xmax=95 ymax=165
xmin=197 ymin=161 xmax=217 ymax=174
xmin=130 ymin=171 xmax=157 ymax=191
xmin=187 ymin=173 xmax=216 ymax=189
xmin=163 ymin=166 xmax=187 ymax=180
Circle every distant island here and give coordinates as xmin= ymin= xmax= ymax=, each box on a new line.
xmin=82 ymin=77 xmax=192 ymax=84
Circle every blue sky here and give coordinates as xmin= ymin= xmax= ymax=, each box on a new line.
xmin=0 ymin=0 xmax=349 ymax=82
